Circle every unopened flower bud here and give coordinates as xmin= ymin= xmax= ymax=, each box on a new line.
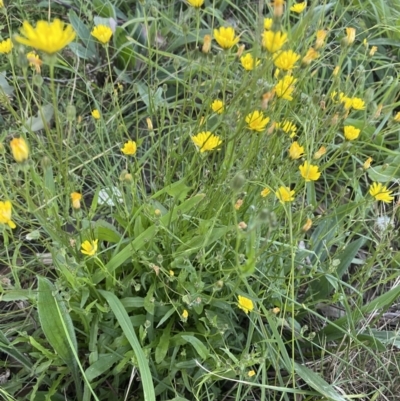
xmin=231 ymin=173 xmax=245 ymax=191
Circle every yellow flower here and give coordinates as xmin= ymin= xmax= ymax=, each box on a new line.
xmin=351 ymin=97 xmax=365 ymax=110
xmin=272 ymin=0 xmax=285 ymax=17
xmin=26 ymin=51 xmax=42 ymax=73
xmin=0 ymin=201 xmax=16 ymax=229
xmin=272 ymin=307 xmax=280 ymax=314
xmin=211 ymin=99 xmax=224 ymax=114
xmin=315 ymin=30 xmax=327 ymax=49
xmin=369 ymin=182 xmax=394 ymax=203
xmin=276 ymin=120 xmax=297 ymax=137
xmin=169 ymin=270 xmax=174 ymax=276
xmin=81 ymin=239 xmax=98 ymax=256
xmin=0 ymin=38 xmax=13 ymax=54
xmin=187 ymin=0 xmax=204 ymax=7
xmin=192 ymin=132 xmax=222 ymax=152
xmin=70 ymin=192 xmax=82 ymax=209
xmin=245 ymin=111 xmax=270 ymax=132
xmin=313 ymin=146 xmax=327 ymax=159
xmin=273 ymin=50 xmax=300 ymax=70
xmin=344 ymin=27 xmax=356 ymax=45
xmin=15 ymin=19 xmax=76 ymax=54
xmin=299 ymin=161 xmax=321 ymax=181
xmin=261 ymin=187 xmax=271 ymax=197
xmin=262 ymin=30 xmax=287 ymax=53
xmin=394 ymin=112 xmax=400 ymax=122
xmin=302 ymin=48 xmax=319 ymax=65
xmin=121 ymin=140 xmax=137 ymax=155
xmin=274 ymin=75 xmax=297 ymax=100
xmin=264 ymin=18 xmax=273 ymax=30
xmin=240 ymin=53 xmax=261 ymax=71
xmin=182 ymin=309 xmax=189 ymax=319
xmin=343 ymin=125 xmax=360 ymax=141
xmin=363 ymin=157 xmax=372 ymax=170
xmin=91 ymin=25 xmax=113 ymax=45
xmin=276 ymin=186 xmax=295 ymax=203
xmin=290 ymin=2 xmax=307 ymax=13
xmin=213 ymin=26 xmax=240 ymax=49
xmin=238 ymin=295 xmax=254 ymax=314
xmin=248 ymin=370 xmax=256 ymax=377
xmin=91 ymin=109 xmax=101 ymax=119
xmin=10 ymin=137 xmax=29 ymax=163
xmin=202 ymin=34 xmax=212 ymax=53
xmin=289 ymin=141 xmax=305 ymax=160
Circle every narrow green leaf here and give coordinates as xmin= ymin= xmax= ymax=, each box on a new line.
xmin=155 ymin=321 xmax=173 ymax=364
xmin=181 ymin=335 xmax=209 ymax=360
xmin=99 ymin=290 xmax=155 ymax=401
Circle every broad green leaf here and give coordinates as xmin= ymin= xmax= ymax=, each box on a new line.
xmin=181 ymin=335 xmax=209 ymax=360
xmin=85 ymin=354 xmax=120 ymax=382
xmin=25 ymin=105 xmax=54 ymax=132
xmin=114 ymin=27 xmax=136 ymax=69
xmin=155 ymin=321 xmax=173 ymax=364
xmin=0 ymin=72 xmax=14 ymax=96
xmin=95 ymin=219 xmax=122 ymax=243
xmin=99 ymin=290 xmax=155 ymax=401
xmin=68 ymin=10 xmax=97 ymax=60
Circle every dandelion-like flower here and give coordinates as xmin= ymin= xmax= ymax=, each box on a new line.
xmin=248 ymin=370 xmax=256 ymax=377
xmin=187 ymin=0 xmax=204 ymax=7
xmin=315 ymin=30 xmax=327 ymax=49
xmin=211 ymin=99 xmax=224 ymax=114
xmin=26 ymin=51 xmax=42 ymax=73
xmin=274 ymin=75 xmax=297 ymax=100
xmin=91 ymin=109 xmax=101 ymax=120
xmin=343 ymin=125 xmax=360 ymax=141
xmin=290 ymin=2 xmax=307 ymax=13
xmin=81 ymin=239 xmax=98 ymax=256
xmin=289 ymin=141 xmax=304 ymax=160
xmin=0 ymin=39 xmax=13 ymax=54
xmin=245 ymin=111 xmax=270 ymax=132
xmin=240 ymin=53 xmax=261 ymax=71
xmin=302 ymin=48 xmax=319 ymax=65
xmin=273 ymin=50 xmax=300 ymax=70
xmin=91 ymin=25 xmax=113 ymax=45
xmin=71 ymin=192 xmax=82 ymax=209
xmin=192 ymin=132 xmax=222 ymax=152
xmin=121 ymin=140 xmax=137 ymax=155
xmin=261 ymin=187 xmax=271 ymax=197
xmin=10 ymin=137 xmax=29 ymax=163
xmin=262 ymin=31 xmax=287 ymax=53
xmin=351 ymin=97 xmax=365 ymax=110
xmin=0 ymin=201 xmax=16 ymax=229
xmin=213 ymin=26 xmax=240 ymax=49
xmin=344 ymin=27 xmax=356 ymax=45
xmin=369 ymin=182 xmax=394 ymax=203
xmin=276 ymin=186 xmax=295 ymax=203
xmin=15 ymin=19 xmax=76 ymax=54
xmin=313 ymin=146 xmax=327 ymax=159
xmin=277 ymin=120 xmax=297 ymax=137
xmin=238 ymin=295 xmax=254 ymax=314
xmin=264 ymin=18 xmax=273 ymax=30
xmin=181 ymin=309 xmax=189 ymax=319
xmin=299 ymin=161 xmax=321 ymax=181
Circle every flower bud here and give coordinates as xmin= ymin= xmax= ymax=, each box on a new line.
xmin=231 ymin=173 xmax=245 ymax=191
xmin=70 ymin=192 xmax=82 ymax=209
xmin=10 ymin=137 xmax=29 ymax=163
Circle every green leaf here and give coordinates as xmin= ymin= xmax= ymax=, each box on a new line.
xmin=37 ymin=278 xmax=82 ymax=398
xmin=114 ymin=27 xmax=136 ymax=69
xmin=25 ymin=105 xmax=54 ymax=132
xmin=181 ymin=335 xmax=209 ymax=360
xmin=99 ymin=290 xmax=156 ymax=401
xmin=68 ymin=10 xmax=97 ymax=60
xmin=85 ymin=353 xmax=120 ymax=382
xmin=0 ymin=329 xmax=33 ymax=373
xmin=95 ymin=219 xmax=122 ymax=243
xmin=155 ymin=321 xmax=173 ymax=364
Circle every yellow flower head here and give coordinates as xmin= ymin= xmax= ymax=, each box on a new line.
xmin=262 ymin=30 xmax=287 ymax=53
xmin=211 ymin=99 xmax=224 ymax=114
xmin=289 ymin=141 xmax=304 ymax=160
xmin=245 ymin=111 xmax=270 ymax=132
xmin=343 ymin=125 xmax=360 ymax=141
xmin=26 ymin=51 xmax=42 ymax=73
xmin=238 ymin=295 xmax=254 ymax=314
xmin=276 ymin=186 xmax=295 ymax=203
xmin=91 ymin=109 xmax=101 ymax=119
xmin=81 ymin=239 xmax=98 ymax=256
xmin=213 ymin=26 xmax=240 ymax=49
xmin=187 ymin=0 xmax=204 ymax=6
xmin=344 ymin=27 xmax=356 ymax=45
xmin=272 ymin=0 xmax=285 ymax=17
xmin=315 ymin=30 xmax=327 ymax=49
xmin=248 ymin=370 xmax=256 ymax=377
xmin=299 ymin=161 xmax=321 ymax=181
xmin=290 ymin=2 xmax=307 ymax=13
xmin=240 ymin=53 xmax=261 ymax=71
xmin=351 ymin=97 xmax=365 ymax=110
xmin=192 ymin=132 xmax=222 ymax=152
xmin=313 ymin=146 xmax=327 ymax=159
xmin=0 ymin=38 xmax=13 ymax=54
xmin=277 ymin=120 xmax=297 ymax=137
xmin=91 ymin=25 xmax=113 ymax=45
xmin=363 ymin=157 xmax=372 ymax=170
xmin=10 ymin=137 xmax=29 ymax=163
xmin=121 ymin=140 xmax=137 ymax=155
xmin=264 ymin=18 xmax=273 ymax=30
xmin=369 ymin=182 xmax=394 ymax=203
xmin=70 ymin=192 xmax=82 ymax=209
xmin=274 ymin=75 xmax=297 ymax=100
xmin=273 ymin=50 xmax=300 ymax=70
xmin=0 ymin=201 xmax=16 ymax=229
xmin=15 ymin=19 xmax=76 ymax=54
xmin=302 ymin=47 xmax=319 ymax=65
xmin=261 ymin=187 xmax=271 ymax=197
xmin=202 ymin=34 xmax=212 ymax=53
xmin=181 ymin=309 xmax=189 ymax=319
